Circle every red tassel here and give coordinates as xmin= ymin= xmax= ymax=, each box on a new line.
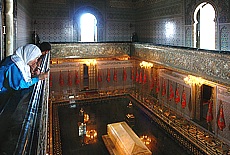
xmin=59 ymin=70 xmax=64 ymax=87
xmin=98 ymin=70 xmax=102 ymax=82
xmin=150 ymin=80 xmax=154 ymax=90
xmin=206 ymin=100 xmax=213 ymax=123
xmin=162 ymin=80 xmax=166 ymax=96
xmin=175 ymin=85 xmax=180 ymax=104
xmin=67 ymin=70 xmax=72 ymax=87
xmin=107 ymin=68 xmax=111 ymax=82
xmin=169 ymin=83 xmax=174 ymax=100
xmin=75 ymin=70 xmax=80 ymax=85
xmin=217 ymin=102 xmax=226 ymax=131
xmin=113 ymin=68 xmax=117 ymax=82
xmin=181 ymin=89 xmax=186 ymax=108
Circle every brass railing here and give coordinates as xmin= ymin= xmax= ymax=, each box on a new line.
xmin=14 ymin=53 xmax=50 ymax=155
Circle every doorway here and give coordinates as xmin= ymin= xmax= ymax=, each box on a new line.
xmin=194 ymin=2 xmax=215 ymax=50
xmin=196 ymin=84 xmax=214 ymax=131
xmin=80 ymin=13 xmax=97 ymax=42
xmin=83 ymin=64 xmax=89 ymax=90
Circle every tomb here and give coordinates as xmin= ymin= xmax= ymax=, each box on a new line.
xmin=102 ymin=121 xmax=152 ymax=155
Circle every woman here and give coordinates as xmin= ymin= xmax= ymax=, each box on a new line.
xmin=32 ymin=42 xmax=51 ymax=77
xmin=0 ymin=44 xmax=49 ymax=144
xmin=0 ymin=44 xmax=49 ymax=94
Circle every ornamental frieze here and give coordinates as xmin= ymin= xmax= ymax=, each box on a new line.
xmin=51 ymin=43 xmax=130 ymax=58
xmin=133 ymin=44 xmax=230 ymax=86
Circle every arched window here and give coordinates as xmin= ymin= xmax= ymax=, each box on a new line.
xmin=80 ymin=13 xmax=97 ymax=42
xmin=194 ymin=2 xmax=215 ymax=50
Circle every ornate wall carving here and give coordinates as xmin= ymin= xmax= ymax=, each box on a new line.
xmin=51 ymin=43 xmax=131 ymax=58
xmin=132 ymin=43 xmax=230 ymax=86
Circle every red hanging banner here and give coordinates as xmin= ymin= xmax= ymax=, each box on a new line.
xmin=107 ymin=68 xmax=111 ymax=82
xmin=113 ymin=68 xmax=117 ymax=82
xmin=123 ymin=67 xmax=127 ymax=81
xmin=59 ymin=70 xmax=64 ymax=87
xmin=98 ymin=70 xmax=102 ymax=82
xmin=174 ymin=85 xmax=180 ymax=104
xmin=206 ymin=100 xmax=213 ymax=123
xmin=49 ymin=73 xmax=52 ymax=88
xmin=169 ymin=83 xmax=174 ymax=101
xmin=67 ymin=70 xmax=72 ymax=87
xmin=162 ymin=80 xmax=166 ymax=96
xmin=181 ymin=89 xmax=186 ymax=108
xmin=75 ymin=70 xmax=80 ymax=85
xmin=217 ymin=102 xmax=226 ymax=131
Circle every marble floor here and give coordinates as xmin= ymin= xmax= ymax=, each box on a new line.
xmin=54 ymin=97 xmax=190 ymax=155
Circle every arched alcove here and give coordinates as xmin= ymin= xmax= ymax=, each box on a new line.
xmin=73 ymin=6 xmax=104 ymax=42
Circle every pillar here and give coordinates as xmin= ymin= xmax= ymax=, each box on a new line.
xmin=5 ymin=0 xmax=14 ymax=56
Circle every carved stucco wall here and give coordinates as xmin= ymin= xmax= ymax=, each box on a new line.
xmin=51 ymin=43 xmax=230 ymax=87
xmin=51 ymin=43 xmax=131 ymax=58
xmin=132 ymin=43 xmax=230 ymax=86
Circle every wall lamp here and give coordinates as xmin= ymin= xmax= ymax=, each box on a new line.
xmin=140 ymin=61 xmax=153 ymax=69
xmin=184 ymin=75 xmax=204 ymax=86
xmin=84 ymin=59 xmax=97 ymax=66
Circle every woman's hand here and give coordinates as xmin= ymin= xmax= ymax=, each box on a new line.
xmin=31 ymin=67 xmax=41 ymax=77
xmin=38 ymin=71 xmax=49 ymax=80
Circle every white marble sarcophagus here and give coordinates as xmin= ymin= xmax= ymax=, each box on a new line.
xmin=102 ymin=121 xmax=152 ymax=155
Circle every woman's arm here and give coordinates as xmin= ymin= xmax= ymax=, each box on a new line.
xmin=6 ymin=65 xmax=39 ymax=90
